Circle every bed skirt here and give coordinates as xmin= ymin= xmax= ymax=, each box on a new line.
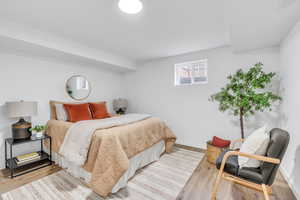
xmin=47 ymin=140 xmax=165 ymax=193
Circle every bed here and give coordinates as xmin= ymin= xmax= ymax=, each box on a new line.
xmin=45 ymin=101 xmax=176 ymax=197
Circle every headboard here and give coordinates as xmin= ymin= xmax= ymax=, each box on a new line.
xmin=49 ymin=100 xmax=80 ymax=120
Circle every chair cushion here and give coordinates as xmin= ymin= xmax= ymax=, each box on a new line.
xmin=261 ymin=128 xmax=290 ymax=185
xmin=216 ymin=149 xmax=264 ymax=184
xmin=238 ymin=126 xmax=270 ymax=168
xmin=238 ymin=167 xmax=264 ymax=184
xmin=216 ymin=149 xmax=239 ymax=176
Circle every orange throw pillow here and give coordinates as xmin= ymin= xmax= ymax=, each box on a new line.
xmin=89 ymin=102 xmax=110 ymax=119
xmin=63 ymin=103 xmax=92 ymax=122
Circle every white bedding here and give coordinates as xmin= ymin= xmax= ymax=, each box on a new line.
xmin=49 ymin=140 xmax=165 ymax=193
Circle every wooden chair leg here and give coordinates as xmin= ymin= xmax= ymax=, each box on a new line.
xmin=262 ymin=184 xmax=270 ymax=200
xmin=211 ymin=171 xmax=223 ymax=200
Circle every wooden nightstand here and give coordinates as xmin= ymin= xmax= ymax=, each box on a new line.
xmin=4 ymin=135 xmax=52 ymax=178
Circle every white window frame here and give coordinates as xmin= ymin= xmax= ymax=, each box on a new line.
xmin=174 ymin=59 xmax=208 ymax=86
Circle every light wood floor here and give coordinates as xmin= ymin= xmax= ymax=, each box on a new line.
xmin=178 ymin=155 xmax=296 ymax=200
xmin=0 ymin=149 xmax=296 ymax=200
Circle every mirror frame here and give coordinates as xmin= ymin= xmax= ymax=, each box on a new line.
xmin=66 ymin=75 xmax=91 ymax=101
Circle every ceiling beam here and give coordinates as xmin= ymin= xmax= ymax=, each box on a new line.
xmin=0 ymin=20 xmax=137 ymax=71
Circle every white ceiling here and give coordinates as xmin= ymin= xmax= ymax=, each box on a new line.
xmin=0 ymin=0 xmax=229 ymax=63
xmin=229 ymin=0 xmax=300 ymax=52
xmin=0 ymin=0 xmax=299 ymax=68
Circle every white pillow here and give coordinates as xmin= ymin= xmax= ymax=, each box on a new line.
xmin=55 ymin=104 xmax=68 ymax=121
xmin=238 ymin=126 xmax=270 ymax=168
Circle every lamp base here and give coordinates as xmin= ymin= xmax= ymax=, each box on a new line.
xmin=12 ymin=118 xmax=32 ymax=140
xmin=116 ymin=108 xmax=126 ymax=115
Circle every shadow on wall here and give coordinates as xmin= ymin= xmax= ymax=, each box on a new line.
xmin=291 ymin=145 xmax=300 ymax=195
xmin=277 ymin=76 xmax=289 ymax=129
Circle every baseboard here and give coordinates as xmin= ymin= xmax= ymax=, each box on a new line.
xmin=175 ymin=143 xmax=206 ymax=153
xmin=280 ymin=167 xmax=300 ymax=200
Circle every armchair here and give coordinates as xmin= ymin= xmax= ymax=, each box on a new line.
xmin=211 ymin=128 xmax=289 ymax=200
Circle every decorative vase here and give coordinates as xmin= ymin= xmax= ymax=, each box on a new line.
xmin=206 ymin=141 xmax=228 ymax=165
xmin=34 ymin=131 xmax=44 ymax=138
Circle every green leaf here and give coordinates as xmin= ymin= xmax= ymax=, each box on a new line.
xmin=210 ymin=62 xmax=281 ymax=137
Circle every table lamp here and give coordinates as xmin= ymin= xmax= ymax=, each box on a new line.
xmin=6 ymin=101 xmax=38 ymax=140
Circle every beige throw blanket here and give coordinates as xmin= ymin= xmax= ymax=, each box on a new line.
xmin=59 ymin=114 xmax=151 ymax=166
xmin=46 ymin=116 xmax=176 ymax=197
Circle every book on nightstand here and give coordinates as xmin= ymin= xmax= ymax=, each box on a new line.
xmin=15 ymin=152 xmax=41 ymax=165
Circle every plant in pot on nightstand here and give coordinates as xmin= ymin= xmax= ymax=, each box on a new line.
xmin=210 ymin=62 xmax=281 ymax=139
xmin=30 ymin=125 xmax=47 ymax=138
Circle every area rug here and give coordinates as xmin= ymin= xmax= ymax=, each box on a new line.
xmin=1 ymin=147 xmax=204 ymax=200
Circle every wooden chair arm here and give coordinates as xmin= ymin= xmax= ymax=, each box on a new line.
xmin=230 ymin=138 xmax=245 ymax=149
xmin=235 ymin=152 xmax=280 ymax=164
xmin=219 ymin=151 xmax=280 ymax=175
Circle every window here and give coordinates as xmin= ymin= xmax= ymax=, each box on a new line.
xmin=174 ymin=59 xmax=208 ymax=86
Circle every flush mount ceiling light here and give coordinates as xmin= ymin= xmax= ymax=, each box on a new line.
xmin=118 ymin=0 xmax=143 ymax=14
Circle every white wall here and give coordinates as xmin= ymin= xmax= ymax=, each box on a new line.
xmin=0 ymin=43 xmax=285 ymax=190
xmin=0 ymin=52 xmax=123 ymax=169
xmin=123 ymin=46 xmax=280 ymax=149
xmin=279 ymin=20 xmax=300 ymax=199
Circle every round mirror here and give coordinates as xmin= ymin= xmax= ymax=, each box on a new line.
xmin=66 ymin=75 xmax=91 ymax=100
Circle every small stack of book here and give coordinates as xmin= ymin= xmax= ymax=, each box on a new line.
xmin=15 ymin=152 xmax=41 ymax=165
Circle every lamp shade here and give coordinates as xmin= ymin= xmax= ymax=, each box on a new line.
xmin=113 ymin=98 xmax=128 ymax=111
xmin=6 ymin=101 xmax=38 ymax=118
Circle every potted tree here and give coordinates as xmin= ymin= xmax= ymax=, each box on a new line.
xmin=210 ymin=63 xmax=281 ymax=139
